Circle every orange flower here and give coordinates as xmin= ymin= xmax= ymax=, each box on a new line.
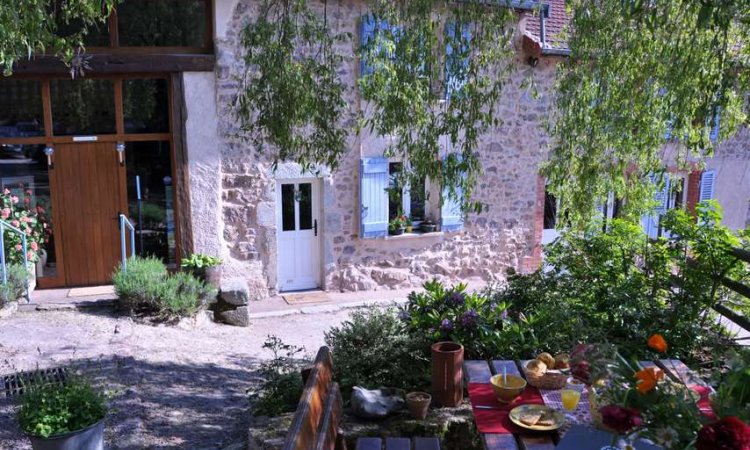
xmin=648 ymin=334 xmax=668 ymax=353
xmin=634 ymin=367 xmax=664 ymax=394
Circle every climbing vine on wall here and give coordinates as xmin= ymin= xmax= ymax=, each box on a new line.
xmin=359 ymin=0 xmax=522 ymax=213
xmin=544 ymin=0 xmax=749 ymax=228
xmin=234 ymin=0 xmax=351 ymax=173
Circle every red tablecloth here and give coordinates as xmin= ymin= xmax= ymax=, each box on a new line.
xmin=468 ymin=382 xmax=545 ymax=434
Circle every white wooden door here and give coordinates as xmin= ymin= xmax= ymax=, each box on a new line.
xmin=276 ymin=180 xmax=321 ymax=292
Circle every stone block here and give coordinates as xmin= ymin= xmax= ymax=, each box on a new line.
xmin=218 ymin=306 xmax=251 ymax=327
xmin=0 ymin=301 xmax=18 ymax=319
xmin=256 ymin=202 xmax=275 ymax=227
xmin=220 ymin=279 xmax=250 ymax=306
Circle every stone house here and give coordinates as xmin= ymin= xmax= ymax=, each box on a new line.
xmin=0 ymin=0 xmax=744 ymax=300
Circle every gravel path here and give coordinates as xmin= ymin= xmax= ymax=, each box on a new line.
xmin=0 ymin=307 xmax=357 ymax=449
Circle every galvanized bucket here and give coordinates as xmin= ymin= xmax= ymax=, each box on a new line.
xmin=28 ymin=420 xmax=104 ymax=450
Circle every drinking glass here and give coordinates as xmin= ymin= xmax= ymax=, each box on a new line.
xmin=560 ymin=377 xmax=585 ymax=423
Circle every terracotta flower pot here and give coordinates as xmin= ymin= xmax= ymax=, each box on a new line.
xmin=406 ymin=391 xmax=432 ymax=420
xmin=431 ymin=341 xmax=464 ymax=407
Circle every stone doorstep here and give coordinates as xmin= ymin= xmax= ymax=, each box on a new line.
xmin=18 ymin=298 xmax=118 ymax=312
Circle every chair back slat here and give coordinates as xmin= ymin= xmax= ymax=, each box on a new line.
xmin=284 ymin=346 xmax=335 ymax=450
xmin=315 ymin=382 xmax=343 ymax=450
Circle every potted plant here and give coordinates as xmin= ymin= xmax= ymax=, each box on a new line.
xmin=404 ymin=216 xmax=413 ymax=233
xmin=18 ymin=372 xmax=107 ymax=450
xmin=388 ymin=216 xmax=406 ymax=236
xmin=406 ymin=391 xmax=431 ymax=420
xmin=420 ymin=218 xmax=437 ymax=233
xmin=181 ymin=253 xmax=222 ymax=289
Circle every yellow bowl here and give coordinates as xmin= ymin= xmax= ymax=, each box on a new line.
xmin=490 ymin=374 xmax=527 ymax=403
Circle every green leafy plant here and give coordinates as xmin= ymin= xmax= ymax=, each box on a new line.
xmin=388 ymin=215 xmax=408 ymax=233
xmin=0 ymin=263 xmax=28 ymax=306
xmin=180 ymin=253 xmax=222 ymax=270
xmin=711 ymin=349 xmax=750 ymax=422
xmin=0 ymin=185 xmax=50 ymax=264
xmin=248 ymin=335 xmax=307 ymax=417
xmin=0 ymin=1 xmax=119 ymax=75
xmin=545 ymin=1 xmax=748 ymax=227
xmin=325 ymin=307 xmax=430 ymax=395
xmin=17 ymin=371 xmax=107 ymax=438
xmin=234 ymin=0 xmax=350 ymax=173
xmin=400 ymin=280 xmax=542 ymax=360
xmin=113 ymin=256 xmax=214 ymax=320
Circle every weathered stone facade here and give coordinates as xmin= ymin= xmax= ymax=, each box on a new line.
xmin=203 ymin=0 xmax=559 ymax=298
xmin=705 ymin=127 xmax=750 ymax=230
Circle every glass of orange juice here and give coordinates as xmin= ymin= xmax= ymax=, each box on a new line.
xmin=560 ymin=377 xmax=585 ymax=423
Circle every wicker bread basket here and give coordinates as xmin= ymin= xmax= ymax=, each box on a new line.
xmin=523 ymin=361 xmax=568 ymax=390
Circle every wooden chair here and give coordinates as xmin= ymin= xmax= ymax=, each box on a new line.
xmin=283 ymin=346 xmax=441 ymax=450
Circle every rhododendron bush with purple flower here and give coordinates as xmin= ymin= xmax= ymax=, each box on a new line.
xmin=0 ymin=185 xmax=50 ymax=265
xmin=399 ymin=280 xmax=536 ymax=359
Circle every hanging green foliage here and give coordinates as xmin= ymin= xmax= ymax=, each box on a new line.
xmin=234 ymin=0 xmax=351 ymax=173
xmin=0 ymin=0 xmax=118 ymax=76
xmin=359 ymin=0 xmax=521 ymax=213
xmin=544 ymin=0 xmax=749 ymax=228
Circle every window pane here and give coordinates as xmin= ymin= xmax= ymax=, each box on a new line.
xmin=125 ymin=141 xmax=176 ymax=266
xmin=281 ymin=184 xmax=295 ymax=231
xmin=55 ymin=17 xmax=110 ymax=47
xmin=50 ymin=79 xmax=115 ymax=135
xmin=410 ymin=176 xmax=426 ymax=220
xmin=123 ymin=79 xmax=169 ymax=133
xmin=117 ymin=0 xmax=208 ymax=47
xmin=299 ymin=183 xmax=313 ymax=230
xmin=0 ymin=79 xmax=44 ymax=138
xmin=388 ymin=162 xmax=403 ymax=220
xmin=0 ymin=145 xmax=56 ymax=278
xmin=544 ymin=190 xmax=557 ymax=229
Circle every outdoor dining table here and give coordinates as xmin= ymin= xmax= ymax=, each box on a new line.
xmin=463 ymin=358 xmax=711 ymax=450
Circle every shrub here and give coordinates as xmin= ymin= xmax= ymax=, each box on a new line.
xmin=151 ymin=272 xmax=214 ymax=318
xmin=0 ymin=263 xmax=28 ymax=306
xmin=325 ymin=307 xmax=430 ymax=394
xmin=248 ymin=336 xmax=307 ymax=417
xmin=400 ymin=280 xmax=545 ymax=360
xmin=113 ymin=256 xmax=214 ymax=320
xmin=17 ymin=372 xmax=107 ymax=438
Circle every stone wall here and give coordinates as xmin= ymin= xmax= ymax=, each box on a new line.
xmin=208 ymin=0 xmax=561 ymax=297
xmin=706 ymin=127 xmax=750 ymax=230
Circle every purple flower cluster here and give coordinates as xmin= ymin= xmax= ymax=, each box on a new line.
xmin=460 ymin=309 xmax=479 ymax=328
xmin=440 ymin=318 xmax=454 ymax=332
xmin=445 ymin=291 xmax=466 ymax=307
xmin=397 ymin=310 xmax=411 ymax=322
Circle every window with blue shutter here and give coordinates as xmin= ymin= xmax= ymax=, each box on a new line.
xmin=360 ymin=158 xmax=389 ymax=238
xmin=709 ymin=111 xmax=720 ymax=143
xmin=642 ymin=175 xmax=671 ymax=239
xmin=360 ymin=15 xmax=399 ymax=78
xmin=441 ymin=154 xmax=464 ymax=232
xmin=699 ymin=170 xmax=716 ymax=202
xmin=445 ymin=22 xmax=472 ymax=99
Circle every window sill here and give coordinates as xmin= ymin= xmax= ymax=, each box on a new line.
xmin=384 ymin=231 xmax=445 ymax=241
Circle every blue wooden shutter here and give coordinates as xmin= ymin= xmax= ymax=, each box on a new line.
xmin=445 ymin=22 xmax=471 ymax=99
xmin=699 ymin=170 xmax=716 ymax=202
xmin=360 ymin=15 xmax=376 ymax=77
xmin=360 ymin=158 xmax=389 ymax=238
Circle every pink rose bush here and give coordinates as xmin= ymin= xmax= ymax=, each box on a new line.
xmin=0 ymin=184 xmax=50 ymax=264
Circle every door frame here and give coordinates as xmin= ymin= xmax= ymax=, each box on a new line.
xmin=0 ymin=74 xmax=182 ymax=289
xmin=275 ymin=177 xmax=323 ymax=292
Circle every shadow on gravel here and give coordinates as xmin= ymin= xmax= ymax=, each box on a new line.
xmin=0 ymin=355 xmax=260 ymax=450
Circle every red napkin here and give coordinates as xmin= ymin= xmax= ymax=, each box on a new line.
xmin=468 ymin=382 xmax=545 ymax=434
xmin=691 ymin=385 xmax=717 ymax=421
